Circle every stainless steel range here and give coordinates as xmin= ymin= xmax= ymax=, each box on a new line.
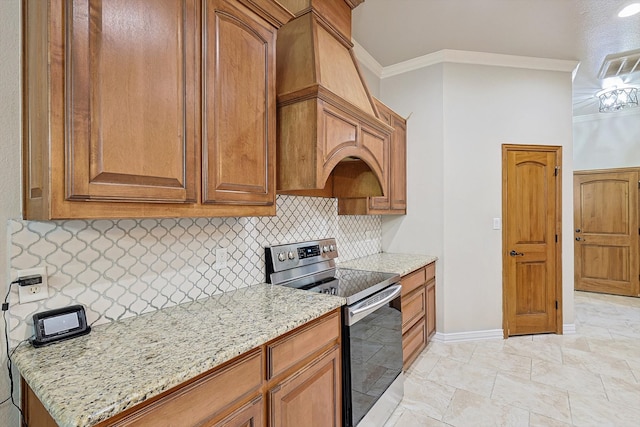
xmin=266 ymin=238 xmax=403 ymax=427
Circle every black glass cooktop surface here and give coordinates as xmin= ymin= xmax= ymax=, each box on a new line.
xmin=304 ymin=268 xmax=400 ymax=305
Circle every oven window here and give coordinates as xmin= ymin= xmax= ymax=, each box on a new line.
xmin=345 ymin=295 xmax=402 ymax=426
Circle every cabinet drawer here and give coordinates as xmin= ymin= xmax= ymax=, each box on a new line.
xmin=402 ymin=317 xmax=426 ymax=370
xmin=268 ymin=311 xmax=340 ymax=379
xmin=425 ymin=262 xmax=435 ymax=282
xmin=401 ymin=286 xmax=425 ymax=333
xmin=402 ymin=267 xmax=426 ymax=296
xmin=111 ymin=349 xmax=262 ymax=427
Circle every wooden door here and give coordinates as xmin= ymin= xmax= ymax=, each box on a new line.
xmin=268 ymin=346 xmax=341 ymax=427
xmin=574 ymin=171 xmax=639 ymax=296
xmin=202 ymin=0 xmax=275 ymax=205
xmin=66 ymin=0 xmax=199 ymax=202
xmin=502 ymin=145 xmax=561 ymax=337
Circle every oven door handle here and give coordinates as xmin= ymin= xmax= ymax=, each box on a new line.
xmin=347 ymin=284 xmax=402 ymax=326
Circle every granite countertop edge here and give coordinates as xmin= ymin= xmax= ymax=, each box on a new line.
xmin=338 ymin=252 xmax=438 ymax=276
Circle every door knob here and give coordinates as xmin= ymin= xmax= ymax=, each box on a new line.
xmin=575 ymin=237 xmax=581 ymax=241
xmin=509 ymin=250 xmax=524 ymax=257
xmin=575 ymin=228 xmax=581 ymax=233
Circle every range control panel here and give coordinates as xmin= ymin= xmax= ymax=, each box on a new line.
xmin=265 ymin=238 xmax=338 ymax=274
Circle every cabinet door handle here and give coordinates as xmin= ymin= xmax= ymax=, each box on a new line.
xmin=509 ymin=250 xmax=524 ymax=257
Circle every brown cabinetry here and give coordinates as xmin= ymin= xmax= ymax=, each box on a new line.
xmin=268 ymin=346 xmax=341 ymax=427
xmin=22 ymin=310 xmax=341 ymax=427
xmin=22 ymin=0 xmax=292 ymax=219
xmin=267 ymin=311 xmax=341 ymax=427
xmin=338 ymin=98 xmax=407 ymax=215
xmin=109 ymin=349 xmax=263 ymax=427
xmin=401 ymin=262 xmax=436 ymax=369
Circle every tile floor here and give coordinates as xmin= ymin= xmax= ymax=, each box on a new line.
xmin=384 ymin=291 xmax=640 ymax=427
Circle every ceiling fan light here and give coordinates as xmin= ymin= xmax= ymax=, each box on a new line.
xmin=618 ymin=3 xmax=640 ymax=17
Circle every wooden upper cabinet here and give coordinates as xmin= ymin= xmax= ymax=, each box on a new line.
xmin=66 ymin=0 xmax=199 ymax=203
xmin=202 ymin=0 xmax=275 ymax=205
xmin=390 ymin=113 xmax=407 ymax=211
xmin=338 ymin=98 xmax=407 ymax=215
xmin=22 ymin=0 xmax=292 ymax=219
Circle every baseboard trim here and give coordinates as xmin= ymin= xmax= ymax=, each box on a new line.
xmin=432 ymin=324 xmax=577 ymax=342
xmin=432 ymin=329 xmax=504 ymax=343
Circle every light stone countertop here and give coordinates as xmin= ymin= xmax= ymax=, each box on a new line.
xmin=13 ymin=284 xmax=345 ymax=427
xmin=339 ymin=252 xmax=437 ymax=276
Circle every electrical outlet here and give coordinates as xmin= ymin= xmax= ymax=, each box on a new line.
xmin=214 ymin=248 xmax=228 ymax=270
xmin=16 ymin=267 xmax=49 ymax=304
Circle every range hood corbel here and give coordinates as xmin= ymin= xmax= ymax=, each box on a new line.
xmin=275 ymin=0 xmax=393 ymax=198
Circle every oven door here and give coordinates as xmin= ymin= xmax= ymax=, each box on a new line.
xmin=342 ymin=284 xmax=403 ymax=427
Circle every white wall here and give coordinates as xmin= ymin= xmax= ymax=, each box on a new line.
xmin=378 ymin=65 xmax=446 ymax=330
xmin=0 ymin=1 xmax=22 ymax=426
xmin=379 ymin=60 xmax=575 ymax=337
xmin=574 ymin=110 xmax=640 ymax=170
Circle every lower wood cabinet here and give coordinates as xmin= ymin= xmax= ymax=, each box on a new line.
xmin=401 ymin=262 xmax=436 ymax=369
xmin=214 ymin=396 xmax=264 ymax=427
xmin=268 ymin=346 xmax=341 ymax=427
xmin=22 ymin=310 xmax=341 ymax=427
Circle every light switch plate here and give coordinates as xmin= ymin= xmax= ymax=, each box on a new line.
xmin=493 ymin=218 xmax=502 ymax=230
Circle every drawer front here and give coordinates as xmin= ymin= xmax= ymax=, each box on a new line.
xmin=112 ymin=349 xmax=263 ymax=427
xmin=425 ymin=262 xmax=436 ymax=282
xmin=402 ymin=286 xmax=426 ymax=333
xmin=401 ymin=267 xmax=426 ymax=296
xmin=402 ymin=317 xmax=426 ymax=370
xmin=268 ymin=310 xmax=340 ymax=379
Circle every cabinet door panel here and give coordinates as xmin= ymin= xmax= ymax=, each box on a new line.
xmin=426 ymin=279 xmax=436 ymax=339
xmin=269 ymin=346 xmax=341 ymax=427
xmin=212 ymin=396 xmax=264 ymax=427
xmin=390 ymin=115 xmax=407 ymax=210
xmin=67 ymin=0 xmax=198 ymax=202
xmin=203 ymin=0 xmax=275 ymax=205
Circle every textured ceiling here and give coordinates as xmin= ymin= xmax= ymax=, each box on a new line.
xmin=352 ymin=0 xmax=640 ymax=115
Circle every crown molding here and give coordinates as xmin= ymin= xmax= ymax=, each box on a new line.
xmin=573 ymin=107 xmax=640 ymax=123
xmin=351 ymin=44 xmax=580 ymax=80
xmin=381 ymin=49 xmax=580 ymax=79
xmin=352 ymin=39 xmax=384 ymax=78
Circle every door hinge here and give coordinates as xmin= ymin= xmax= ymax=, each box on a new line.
xmin=554 ymin=166 xmax=559 ymax=176
xmin=555 ymin=234 xmax=558 ymax=243
xmin=555 ymin=300 xmax=558 ymax=310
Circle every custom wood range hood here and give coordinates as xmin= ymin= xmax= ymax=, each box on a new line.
xmin=275 ymin=0 xmax=393 ymax=197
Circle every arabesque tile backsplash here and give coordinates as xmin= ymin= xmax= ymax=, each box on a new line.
xmin=7 ymin=195 xmax=381 ymax=346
